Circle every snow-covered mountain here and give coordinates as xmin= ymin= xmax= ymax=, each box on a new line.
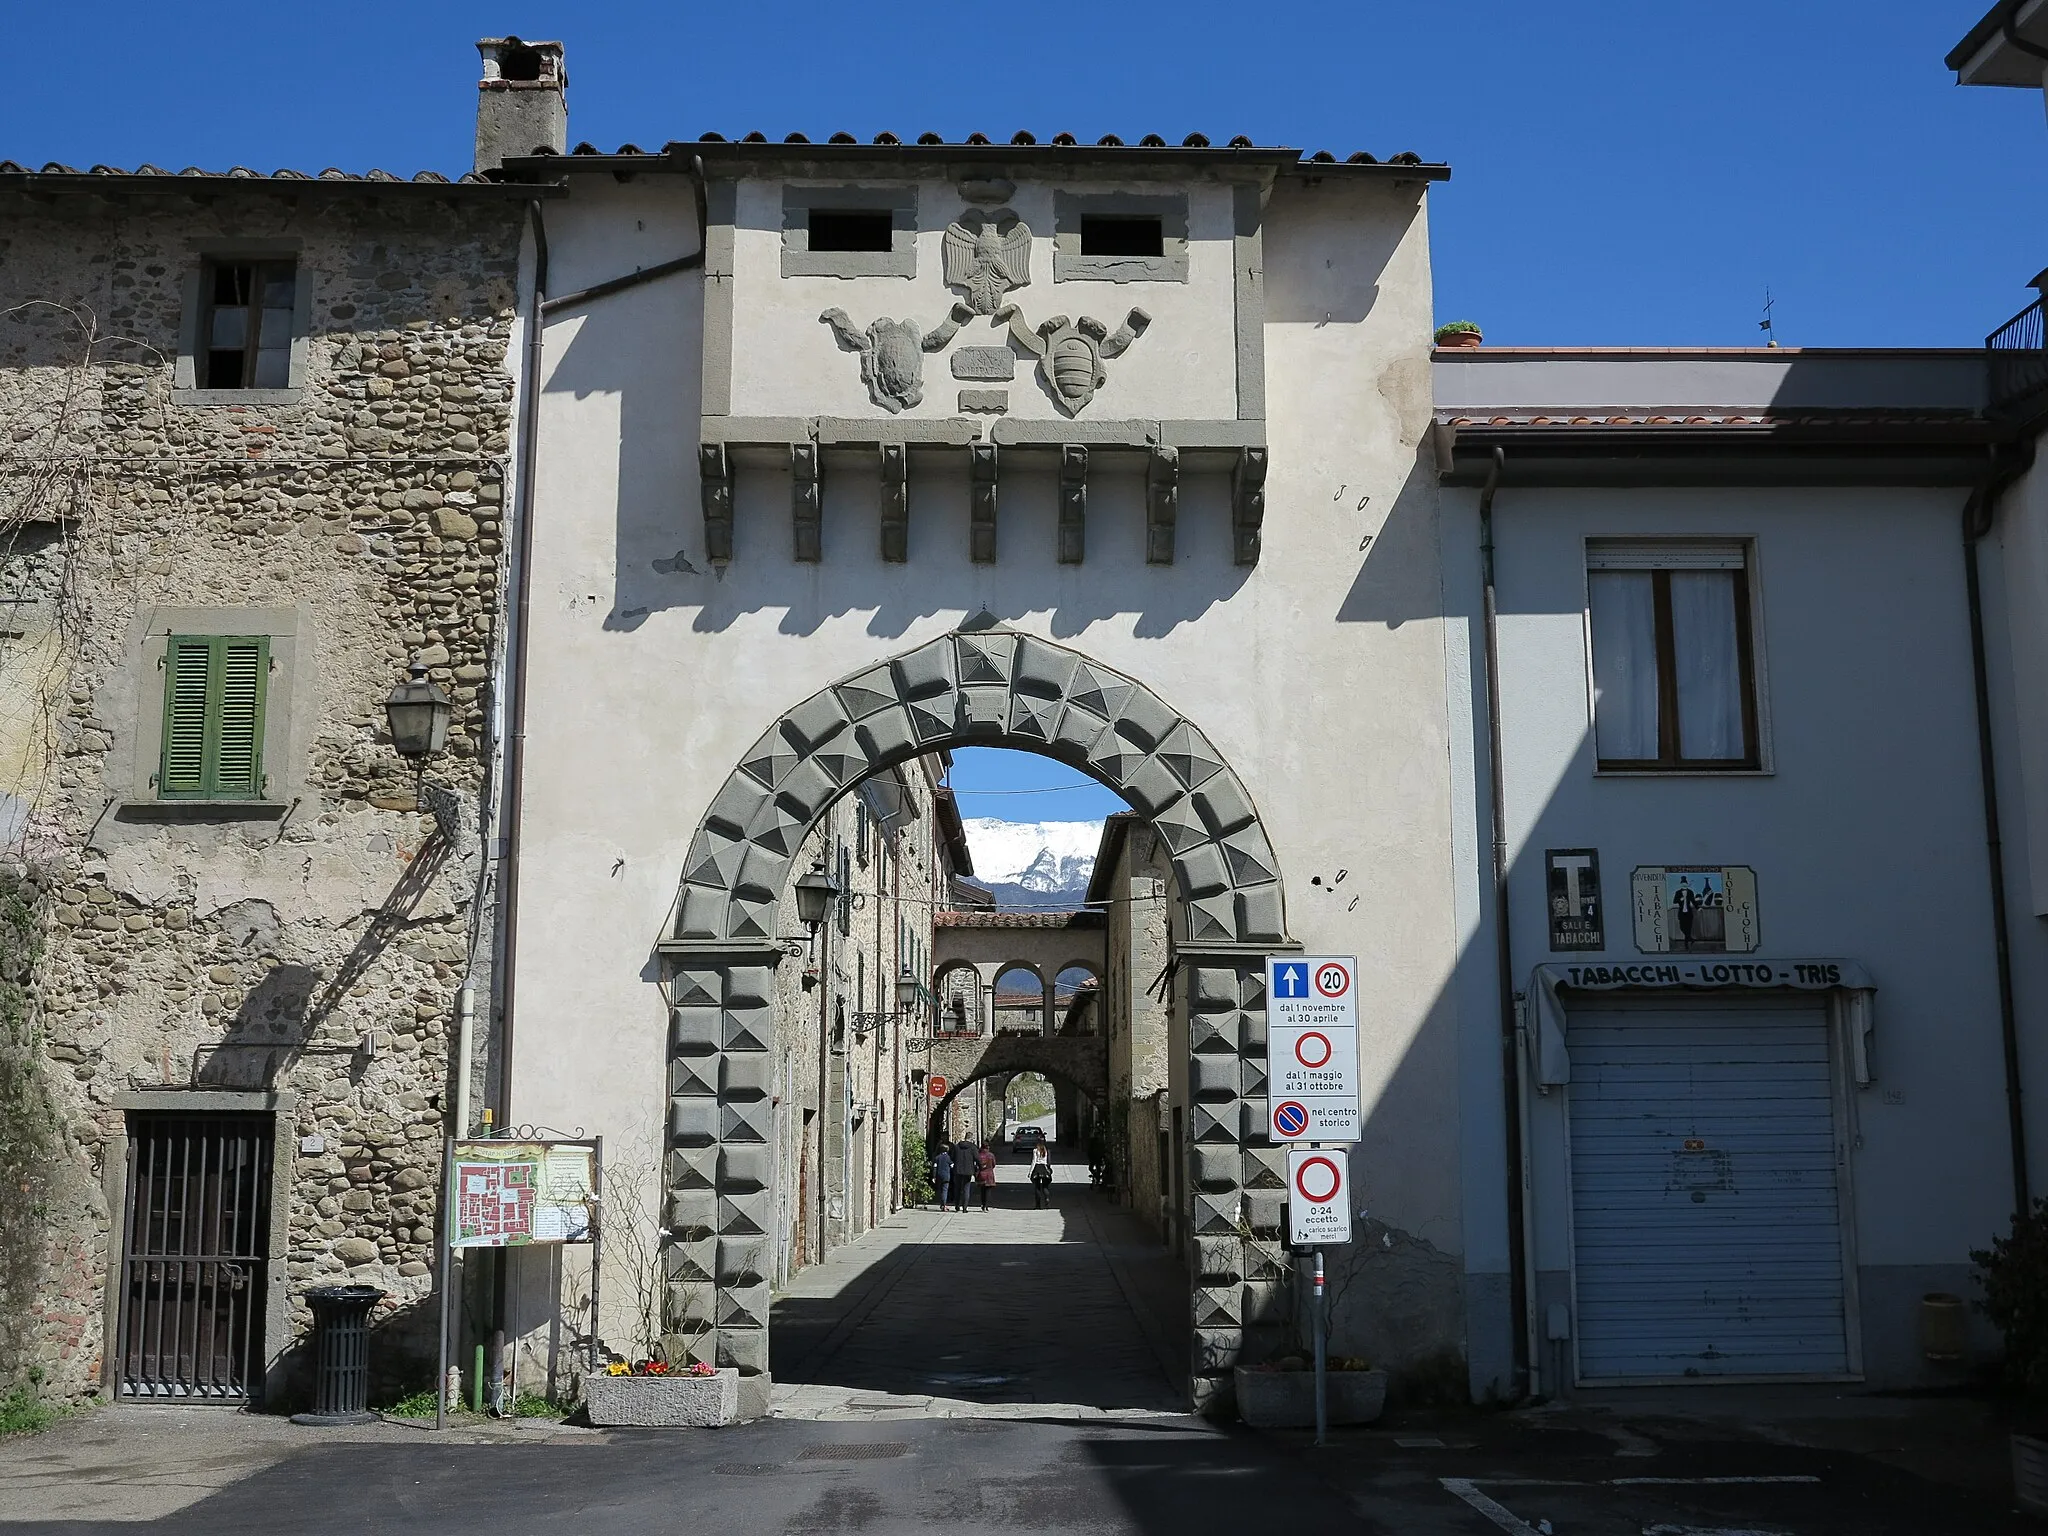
xmin=961 ymin=818 xmax=1103 ymax=908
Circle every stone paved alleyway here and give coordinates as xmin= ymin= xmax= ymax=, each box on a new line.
xmin=772 ymin=1151 xmax=1188 ymax=1418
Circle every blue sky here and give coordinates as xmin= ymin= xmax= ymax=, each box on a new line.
xmin=6 ymin=2 xmax=2043 ymax=348
xmin=948 ymin=749 xmax=1127 ymax=823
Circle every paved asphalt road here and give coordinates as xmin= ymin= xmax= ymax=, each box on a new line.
xmin=3 ymin=1170 xmax=2038 ymax=1532
xmin=7 ymin=1408 xmax=2039 ymax=1535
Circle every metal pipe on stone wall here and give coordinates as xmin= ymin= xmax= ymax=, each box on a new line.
xmin=1476 ymin=444 xmax=1535 ymax=1398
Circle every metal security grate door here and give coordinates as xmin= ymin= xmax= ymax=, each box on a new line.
xmin=117 ymin=1114 xmax=273 ymax=1402
xmin=1568 ymin=999 xmax=1850 ymax=1382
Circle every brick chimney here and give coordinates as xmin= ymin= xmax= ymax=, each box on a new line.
xmin=475 ymin=37 xmax=566 ymax=174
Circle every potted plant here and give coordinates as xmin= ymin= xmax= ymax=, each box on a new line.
xmin=1234 ymin=1354 xmax=1388 ymax=1429
xmin=1434 ymin=320 xmax=1483 ymax=350
xmin=577 ymin=1128 xmax=745 ymax=1428
xmin=1973 ymin=1197 xmax=2048 ymax=1513
xmin=583 ymin=1355 xmax=738 ymax=1428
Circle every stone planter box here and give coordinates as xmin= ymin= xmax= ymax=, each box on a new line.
xmin=1233 ymin=1366 xmax=1386 ymax=1429
xmin=582 ymin=1369 xmax=739 ymax=1428
xmin=2015 ymin=1433 xmax=2048 ymax=1516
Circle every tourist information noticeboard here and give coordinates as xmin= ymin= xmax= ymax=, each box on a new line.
xmin=1266 ymin=956 xmax=1361 ymax=1142
xmin=450 ymin=1139 xmax=598 ymax=1247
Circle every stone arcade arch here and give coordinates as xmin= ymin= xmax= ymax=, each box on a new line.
xmin=655 ymin=625 xmax=1292 ymax=1414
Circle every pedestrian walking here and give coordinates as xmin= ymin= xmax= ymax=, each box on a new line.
xmin=933 ymin=1146 xmax=954 ymax=1211
xmin=951 ymin=1138 xmax=975 ymax=1212
xmin=976 ymin=1143 xmax=997 ymax=1211
xmin=1029 ymin=1143 xmax=1053 ymax=1208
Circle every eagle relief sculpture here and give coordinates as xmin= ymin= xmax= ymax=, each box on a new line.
xmin=942 ymin=209 xmax=1032 ymax=315
xmin=819 ymin=303 xmax=971 ymax=413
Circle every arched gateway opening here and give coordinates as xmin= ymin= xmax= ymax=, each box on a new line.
xmin=654 ymin=625 xmax=1292 ymax=1416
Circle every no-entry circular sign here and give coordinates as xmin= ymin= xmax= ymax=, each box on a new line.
xmin=1314 ymin=962 xmax=1352 ymax=999
xmin=927 ymin=1075 xmax=948 ymax=1099
xmin=1294 ymin=1154 xmax=1343 ymax=1205
xmin=1292 ymin=1031 xmax=1333 ymax=1069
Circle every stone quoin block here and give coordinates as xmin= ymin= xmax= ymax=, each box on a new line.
xmin=665 ymin=1238 xmax=717 ymax=1286
xmin=1194 ymin=1236 xmax=1244 ymax=1285
xmin=669 ymin=1053 xmax=718 ymax=1099
xmin=665 ymin=1278 xmax=718 ymax=1328
xmin=1191 ymin=1145 xmax=1242 ymax=1191
xmin=669 ymin=1097 xmax=719 ymax=1147
xmin=717 ymin=1284 xmax=771 ymax=1329
xmin=717 ymin=1144 xmax=772 ymax=1193
xmin=717 ymin=1326 xmax=769 ymax=1375
xmin=665 ymin=1189 xmax=718 ymax=1240
xmin=667 ymin=1145 xmax=719 ymax=1192
xmin=719 ymin=1051 xmax=774 ymax=1099
xmin=716 ymin=1238 xmax=766 ymax=1287
xmin=1190 ymin=1053 xmax=1241 ymax=1100
xmin=716 ymin=1193 xmax=769 ymax=1238
xmin=670 ymin=1006 xmax=723 ymax=1055
xmin=1195 ymin=1286 xmax=1244 ymax=1327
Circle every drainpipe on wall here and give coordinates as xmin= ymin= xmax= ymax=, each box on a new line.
xmin=1476 ymin=445 xmax=1536 ymax=1398
xmin=1962 ymin=440 xmax=2038 ymax=1217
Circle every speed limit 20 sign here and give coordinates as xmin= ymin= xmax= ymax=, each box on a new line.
xmin=1267 ymin=955 xmax=1360 ymax=1142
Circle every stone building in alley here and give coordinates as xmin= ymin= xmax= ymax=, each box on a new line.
xmin=0 ymin=154 xmax=533 ymax=1403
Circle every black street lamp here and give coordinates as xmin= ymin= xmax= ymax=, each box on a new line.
xmin=792 ymin=859 xmax=840 ymax=934
xmin=384 ymin=659 xmax=452 ymax=758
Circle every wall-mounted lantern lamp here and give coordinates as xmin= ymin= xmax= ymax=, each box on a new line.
xmin=384 ymin=659 xmax=452 ymax=758
xmin=792 ymin=858 xmax=841 ymax=934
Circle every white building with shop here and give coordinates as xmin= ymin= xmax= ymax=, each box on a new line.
xmin=1435 ymin=348 xmax=2022 ymax=1392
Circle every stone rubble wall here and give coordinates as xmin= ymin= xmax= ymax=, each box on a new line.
xmin=0 ymin=190 xmax=526 ymax=1403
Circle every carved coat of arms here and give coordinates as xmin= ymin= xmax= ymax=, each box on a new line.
xmin=998 ymin=305 xmax=1151 ymax=416
xmin=820 ymin=305 xmax=970 ymax=413
xmin=943 ymin=209 xmax=1032 ymax=315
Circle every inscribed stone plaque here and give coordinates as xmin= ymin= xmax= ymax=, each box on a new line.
xmin=951 ymin=346 xmax=1016 ymax=381
xmin=958 ymin=389 xmax=1009 ymax=414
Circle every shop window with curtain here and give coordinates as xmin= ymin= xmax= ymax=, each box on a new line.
xmin=1586 ymin=542 xmax=1760 ymax=770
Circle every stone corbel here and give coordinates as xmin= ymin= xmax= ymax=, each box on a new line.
xmin=1058 ymin=444 xmax=1087 ymax=565
xmin=969 ymin=443 xmax=998 ymax=564
xmin=699 ymin=442 xmax=733 ymax=566
xmin=1146 ymin=445 xmax=1178 ymax=565
xmin=791 ymin=442 xmax=821 ymax=563
xmin=1232 ymin=447 xmax=1267 ymax=567
xmin=879 ymin=443 xmax=908 ymax=563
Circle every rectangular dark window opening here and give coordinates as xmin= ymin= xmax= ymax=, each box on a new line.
xmin=1588 ymin=561 xmax=1759 ymax=771
xmin=198 ymin=260 xmax=296 ymax=389
xmin=1079 ymin=216 xmax=1164 ymax=258
xmin=808 ymin=209 xmax=894 ymax=253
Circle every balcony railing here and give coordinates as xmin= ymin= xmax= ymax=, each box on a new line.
xmin=1990 ymin=297 xmax=2048 ymax=419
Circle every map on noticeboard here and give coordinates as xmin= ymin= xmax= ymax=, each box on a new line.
xmin=451 ymin=1141 xmax=597 ymax=1248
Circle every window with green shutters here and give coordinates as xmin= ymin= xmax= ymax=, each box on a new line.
xmin=158 ymin=635 xmax=269 ymax=799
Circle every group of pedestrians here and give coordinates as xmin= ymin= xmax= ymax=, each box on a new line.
xmin=930 ymin=1136 xmax=1057 ymax=1211
xmin=933 ymin=1137 xmax=995 ymax=1211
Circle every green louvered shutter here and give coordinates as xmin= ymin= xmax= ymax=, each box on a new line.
xmin=159 ymin=635 xmax=268 ymax=799
xmin=213 ymin=638 xmax=266 ymax=797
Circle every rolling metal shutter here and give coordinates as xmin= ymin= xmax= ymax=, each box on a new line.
xmin=1569 ymin=997 xmax=1850 ymax=1381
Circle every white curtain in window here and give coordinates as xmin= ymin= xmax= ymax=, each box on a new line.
xmin=1671 ymin=570 xmax=1743 ymax=759
xmin=1589 ymin=570 xmax=1657 ymax=759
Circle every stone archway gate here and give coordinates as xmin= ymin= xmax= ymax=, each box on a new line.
xmin=925 ymin=1032 xmax=1109 ymax=1117
xmin=655 ymin=624 xmax=1292 ymax=1414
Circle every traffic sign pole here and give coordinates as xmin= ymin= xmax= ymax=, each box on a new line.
xmin=1313 ymin=1247 xmax=1328 ymax=1448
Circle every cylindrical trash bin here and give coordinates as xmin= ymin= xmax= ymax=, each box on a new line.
xmin=290 ymin=1285 xmax=385 ymax=1425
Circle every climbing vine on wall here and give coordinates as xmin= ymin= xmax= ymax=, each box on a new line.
xmin=0 ymin=865 xmax=53 ymax=1393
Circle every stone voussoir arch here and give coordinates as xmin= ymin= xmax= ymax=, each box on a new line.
xmin=657 ymin=624 xmax=1293 ymax=1415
